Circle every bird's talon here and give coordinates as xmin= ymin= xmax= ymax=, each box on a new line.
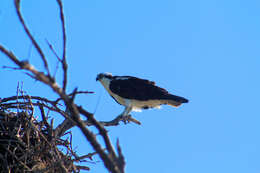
xmin=121 ymin=114 xmax=131 ymax=124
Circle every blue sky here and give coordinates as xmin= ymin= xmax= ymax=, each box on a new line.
xmin=1 ymin=0 xmax=260 ymax=172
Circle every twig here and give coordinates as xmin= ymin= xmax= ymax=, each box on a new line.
xmin=100 ymin=114 xmax=141 ymax=126
xmin=2 ymin=65 xmax=21 ymax=70
xmin=45 ymin=39 xmax=62 ymax=62
xmin=38 ymin=103 xmax=52 ymax=139
xmin=45 ymin=39 xmax=61 ymax=78
xmin=74 ymin=152 xmax=97 ymax=161
xmin=54 ymin=90 xmax=94 ymax=104
xmin=6 ymin=148 xmax=32 ymax=171
xmin=75 ymin=165 xmax=90 ymax=171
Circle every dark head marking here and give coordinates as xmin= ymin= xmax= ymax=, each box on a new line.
xmin=96 ymin=73 xmax=113 ymax=81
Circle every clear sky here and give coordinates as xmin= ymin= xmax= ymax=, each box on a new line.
xmin=1 ymin=0 xmax=260 ymax=172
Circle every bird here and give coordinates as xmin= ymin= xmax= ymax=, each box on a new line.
xmin=96 ymin=73 xmax=188 ymax=117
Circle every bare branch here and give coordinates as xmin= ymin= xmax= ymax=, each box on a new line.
xmin=14 ymin=0 xmax=51 ymax=75
xmin=116 ymin=139 xmax=125 ymax=173
xmin=77 ymin=106 xmax=118 ymax=160
xmin=0 ymin=45 xmax=56 ymax=89
xmin=100 ymin=114 xmax=141 ymax=126
xmin=1 ymin=1 xmax=127 ymax=172
xmin=0 ymin=45 xmax=25 ymax=66
xmin=1 ymin=95 xmax=56 ymax=105
xmin=1 ymin=94 xmax=140 ymax=139
xmin=56 ymin=0 xmax=68 ymax=92
xmin=54 ymin=90 xmax=94 ymax=104
xmin=55 ymin=113 xmax=141 ymax=138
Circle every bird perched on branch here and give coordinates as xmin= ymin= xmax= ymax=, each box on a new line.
xmin=96 ymin=73 xmax=188 ymax=117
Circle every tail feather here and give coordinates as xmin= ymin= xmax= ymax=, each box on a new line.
xmin=165 ymin=94 xmax=189 ymax=107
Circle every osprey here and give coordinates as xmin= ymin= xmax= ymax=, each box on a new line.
xmin=96 ymin=73 xmax=188 ymax=117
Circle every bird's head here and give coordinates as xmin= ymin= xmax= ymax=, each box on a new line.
xmin=96 ymin=73 xmax=113 ymax=81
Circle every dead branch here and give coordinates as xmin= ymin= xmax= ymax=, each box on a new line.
xmin=0 ymin=0 xmax=129 ymax=172
xmin=56 ymin=0 xmax=68 ymax=92
xmin=116 ymin=139 xmax=125 ymax=173
xmin=1 ymin=34 xmax=123 ymax=173
xmin=1 ymin=94 xmax=140 ymax=140
xmin=14 ymin=0 xmax=51 ymax=75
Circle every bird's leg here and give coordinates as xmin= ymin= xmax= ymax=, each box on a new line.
xmin=123 ymin=106 xmax=132 ymax=116
xmin=119 ymin=106 xmax=132 ymax=124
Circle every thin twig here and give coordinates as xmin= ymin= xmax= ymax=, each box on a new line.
xmin=100 ymin=114 xmax=141 ymax=126
xmin=45 ymin=39 xmax=62 ymax=62
xmin=54 ymin=91 xmax=94 ymax=104
xmin=75 ymin=165 xmax=90 ymax=171
xmin=2 ymin=65 xmax=21 ymax=70
xmin=74 ymin=152 xmax=97 ymax=161
xmin=45 ymin=39 xmax=62 ymax=78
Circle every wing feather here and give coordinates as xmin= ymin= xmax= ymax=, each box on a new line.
xmin=110 ymin=76 xmax=173 ymax=101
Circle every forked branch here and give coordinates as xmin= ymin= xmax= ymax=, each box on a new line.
xmin=0 ymin=1 xmax=127 ymax=172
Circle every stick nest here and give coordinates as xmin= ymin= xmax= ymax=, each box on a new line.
xmin=0 ymin=96 xmax=89 ymax=173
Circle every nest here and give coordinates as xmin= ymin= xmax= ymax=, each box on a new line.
xmin=0 ymin=95 xmax=90 ymax=173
